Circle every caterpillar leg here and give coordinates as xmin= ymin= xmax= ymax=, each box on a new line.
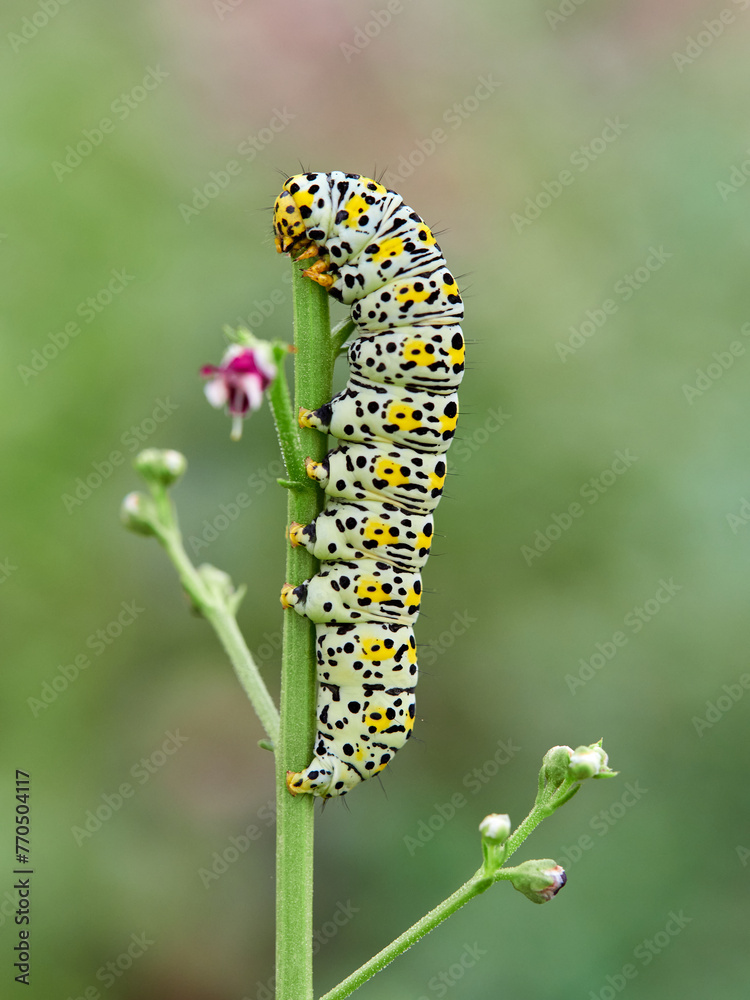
xmin=302 ymin=258 xmax=335 ymax=288
xmin=298 ymin=403 xmax=333 ymax=433
xmin=304 ymin=455 xmax=328 ymax=485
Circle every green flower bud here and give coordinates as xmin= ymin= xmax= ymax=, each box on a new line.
xmin=569 ymin=741 xmax=617 ymax=780
xmin=197 ymin=564 xmax=246 ymax=615
xmin=134 ymin=448 xmax=187 ymax=487
xmin=120 ymin=492 xmax=158 ymax=536
xmin=479 ymin=813 xmax=511 ymax=844
xmin=541 ymin=745 xmax=573 ymax=788
xmin=508 ymin=860 xmax=567 ymax=904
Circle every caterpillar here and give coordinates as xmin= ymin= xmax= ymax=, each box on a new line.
xmin=273 ymin=171 xmax=464 ymax=797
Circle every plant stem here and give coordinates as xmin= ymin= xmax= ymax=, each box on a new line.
xmin=153 ymin=504 xmax=280 ymax=744
xmin=319 ymin=868 xmax=492 ymax=1000
xmin=319 ymin=788 xmax=574 ymax=999
xmin=275 ymin=260 xmax=335 ymax=1000
xmin=267 ymin=343 xmax=306 ymax=483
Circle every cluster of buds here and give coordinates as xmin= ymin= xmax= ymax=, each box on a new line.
xmin=542 ymin=740 xmax=617 ymax=790
xmin=120 ymin=449 xmax=188 ymax=537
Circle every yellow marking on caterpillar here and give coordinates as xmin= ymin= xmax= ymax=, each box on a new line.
xmin=289 ymin=186 xmax=315 ymax=213
xmin=343 ymin=194 xmax=370 ymax=227
xmin=375 ymin=458 xmax=410 ymax=487
xmin=417 ymin=225 xmax=437 ymax=246
xmin=387 ymin=403 xmax=422 ymax=432
xmin=363 ymin=520 xmax=392 ymax=544
xmin=356 ymin=578 xmax=389 ymax=603
xmin=407 ymin=638 xmax=418 ymax=664
xmin=403 ymin=340 xmax=434 ymax=366
xmin=441 ymin=275 xmax=461 ymax=300
xmin=428 ymin=467 xmax=446 ymax=491
xmin=372 ymin=236 xmax=404 ymax=261
xmin=438 ymin=406 xmax=458 ymax=434
xmin=361 ymin=637 xmax=393 ymax=661
xmin=416 ymin=531 xmax=433 ymax=551
xmin=405 ymin=586 xmax=422 ymax=609
xmin=447 ymin=339 xmax=465 ymax=368
xmin=395 ymin=281 xmax=433 ymax=303
xmin=364 ymin=708 xmax=390 ymax=733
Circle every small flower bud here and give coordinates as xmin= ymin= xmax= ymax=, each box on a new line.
xmin=541 ymin=745 xmax=573 ymax=788
xmin=134 ymin=448 xmax=187 ymax=487
xmin=120 ymin=492 xmax=158 ymax=536
xmin=479 ymin=813 xmax=511 ymax=844
xmin=569 ymin=741 xmax=617 ymax=780
xmin=197 ymin=564 xmax=246 ymax=615
xmin=508 ymin=860 xmax=567 ymax=904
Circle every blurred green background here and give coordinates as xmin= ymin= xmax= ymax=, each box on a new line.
xmin=2 ymin=0 xmax=749 ymax=997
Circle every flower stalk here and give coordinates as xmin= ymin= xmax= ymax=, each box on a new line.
xmin=275 ymin=258 xmax=337 ymax=1000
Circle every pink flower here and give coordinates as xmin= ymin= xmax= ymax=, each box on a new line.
xmin=201 ymin=343 xmax=276 ymax=440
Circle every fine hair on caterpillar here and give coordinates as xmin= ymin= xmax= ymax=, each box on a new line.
xmin=274 ymin=171 xmax=464 ymax=798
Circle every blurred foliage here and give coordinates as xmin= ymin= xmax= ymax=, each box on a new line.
xmin=2 ymin=0 xmax=749 ymax=997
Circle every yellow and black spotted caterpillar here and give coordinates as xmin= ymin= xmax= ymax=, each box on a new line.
xmin=274 ymin=172 xmax=464 ymax=798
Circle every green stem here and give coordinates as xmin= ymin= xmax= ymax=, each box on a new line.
xmin=331 ymin=317 xmax=356 ymax=355
xmin=153 ymin=506 xmax=280 ymax=745
xmin=267 ymin=343 xmax=306 ymax=483
xmin=320 ymin=780 xmax=579 ymax=1000
xmin=319 ymin=869 xmax=492 ymax=1000
xmin=275 ymin=261 xmax=335 ymax=1000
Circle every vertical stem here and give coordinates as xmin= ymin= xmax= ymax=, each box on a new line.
xmin=275 ymin=260 xmax=335 ymax=1000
